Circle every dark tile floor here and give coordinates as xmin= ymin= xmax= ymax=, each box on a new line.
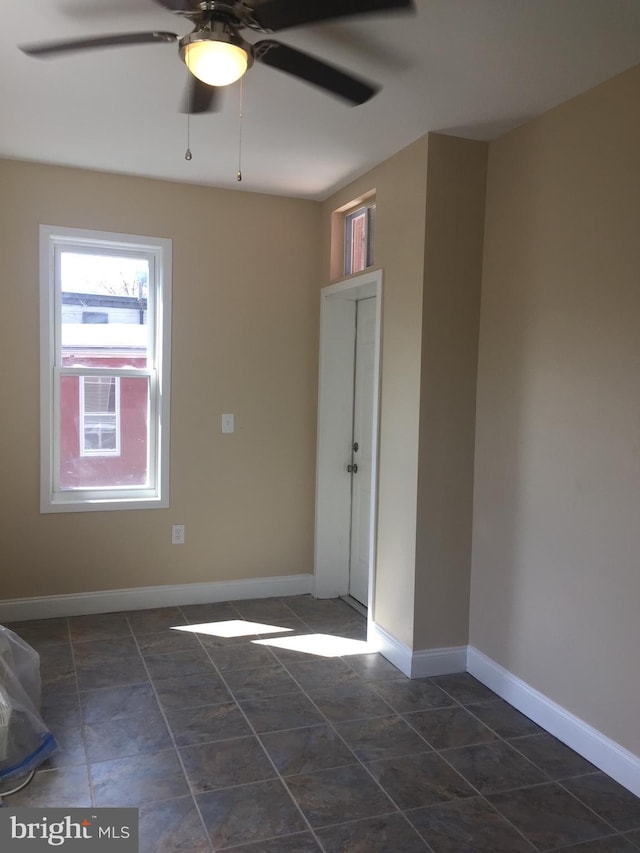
xmin=3 ymin=596 xmax=640 ymax=852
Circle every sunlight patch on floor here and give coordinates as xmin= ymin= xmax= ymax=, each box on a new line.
xmin=171 ymin=620 xmax=293 ymax=638
xmin=252 ymin=633 xmax=376 ymax=657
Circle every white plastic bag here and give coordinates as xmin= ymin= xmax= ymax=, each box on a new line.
xmin=0 ymin=626 xmax=57 ymax=782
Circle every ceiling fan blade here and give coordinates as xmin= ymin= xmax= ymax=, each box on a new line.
xmin=306 ymin=23 xmax=412 ymax=72
xmin=254 ymin=40 xmax=378 ymax=105
xmin=20 ymin=31 xmax=178 ymax=58
xmin=251 ymin=0 xmax=415 ymax=32
xmin=181 ymin=76 xmax=221 ymax=114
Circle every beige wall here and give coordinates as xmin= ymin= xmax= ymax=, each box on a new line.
xmin=471 ymin=65 xmax=640 ymax=756
xmin=0 ymin=159 xmax=321 ymax=599
xmin=414 ymin=134 xmax=487 ymax=650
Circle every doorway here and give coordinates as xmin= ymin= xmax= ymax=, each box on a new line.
xmin=314 ymin=270 xmax=382 ymax=616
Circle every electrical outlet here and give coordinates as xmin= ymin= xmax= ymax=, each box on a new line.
xmin=172 ymin=524 xmax=185 ymax=545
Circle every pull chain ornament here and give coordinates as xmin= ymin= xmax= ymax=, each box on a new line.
xmin=185 ymin=70 xmax=193 ymax=161
xmin=237 ymin=77 xmax=243 ymax=182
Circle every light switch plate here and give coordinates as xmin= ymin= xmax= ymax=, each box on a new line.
xmin=221 ymin=413 xmax=234 ymax=433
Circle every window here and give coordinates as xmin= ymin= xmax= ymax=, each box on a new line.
xmin=80 ymin=376 xmax=120 ymax=456
xmin=344 ymin=202 xmax=376 ymax=276
xmin=40 ymin=225 xmax=171 ymax=512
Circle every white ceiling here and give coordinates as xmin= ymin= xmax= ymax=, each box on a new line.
xmin=2 ymin=0 xmax=640 ymax=200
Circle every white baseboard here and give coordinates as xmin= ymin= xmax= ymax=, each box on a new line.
xmin=0 ymin=574 xmax=314 ymax=623
xmin=371 ymin=623 xmax=467 ymax=678
xmin=467 ymin=646 xmax=640 ymax=799
xmin=411 ymin=644 xmax=469 ymax=678
xmin=370 ymin=623 xmax=412 ymax=676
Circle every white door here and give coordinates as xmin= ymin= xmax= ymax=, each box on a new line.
xmin=348 ymin=296 xmax=376 ymax=605
xmin=314 ymin=270 xmax=382 ymax=607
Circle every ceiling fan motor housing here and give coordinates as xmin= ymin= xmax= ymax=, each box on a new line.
xmin=179 ymin=23 xmax=255 ymax=69
xmin=179 ymin=15 xmax=255 ymax=86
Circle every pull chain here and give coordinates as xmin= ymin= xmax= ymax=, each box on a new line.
xmin=237 ymin=77 xmax=243 ymax=182
xmin=185 ymin=69 xmax=193 ymax=161
xmin=185 ymin=111 xmax=192 ymax=161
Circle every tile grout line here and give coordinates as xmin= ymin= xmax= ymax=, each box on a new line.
xmin=64 ymin=616 xmax=100 ymax=810
xmin=544 ymin=829 xmax=635 ymax=852
xmin=554 ymin=775 xmax=629 ymax=837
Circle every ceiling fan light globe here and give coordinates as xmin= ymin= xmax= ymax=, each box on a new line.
xmin=184 ymin=41 xmax=248 ymax=87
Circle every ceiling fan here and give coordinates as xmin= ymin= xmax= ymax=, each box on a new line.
xmin=20 ymin=0 xmax=416 ymax=114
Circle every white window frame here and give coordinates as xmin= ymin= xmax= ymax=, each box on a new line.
xmin=79 ymin=376 xmax=121 ymax=457
xmin=40 ymin=225 xmax=172 ymax=513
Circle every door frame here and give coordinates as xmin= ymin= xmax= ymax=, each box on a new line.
xmin=314 ymin=269 xmax=383 ymax=618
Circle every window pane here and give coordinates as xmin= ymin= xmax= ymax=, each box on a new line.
xmin=344 ymin=203 xmax=375 ymax=277
xmin=59 ymin=375 xmax=149 ymax=489
xmin=60 ymin=252 xmax=149 ymax=368
xmin=80 ymin=376 xmax=119 ymax=456
xmin=84 ymin=415 xmax=117 ymax=452
xmin=83 ymin=376 xmax=116 ymax=413
xmin=366 ymin=205 xmax=376 ymax=268
xmin=350 ymin=211 xmax=367 ymax=274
